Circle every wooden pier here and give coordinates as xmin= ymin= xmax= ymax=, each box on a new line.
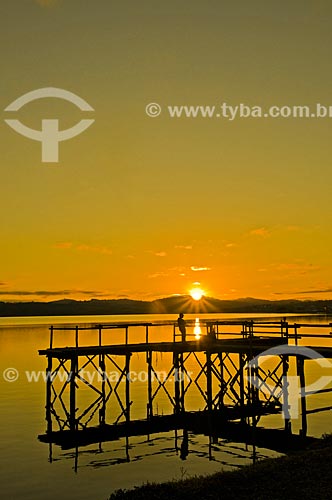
xmin=38 ymin=319 xmax=332 ymax=457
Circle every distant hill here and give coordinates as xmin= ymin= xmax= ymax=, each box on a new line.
xmin=0 ymin=295 xmax=331 ymax=317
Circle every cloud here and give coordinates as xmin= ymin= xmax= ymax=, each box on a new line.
xmin=274 ymin=288 xmax=332 ymax=296
xmin=249 ymin=227 xmax=270 ymax=237
xmin=175 ymin=245 xmax=192 ymax=250
xmin=168 ymin=266 xmax=186 ymax=273
xmin=166 ymin=266 xmax=187 ymax=277
xmin=154 ymin=251 xmax=167 ymax=257
xmin=248 ymin=225 xmax=302 ymax=238
xmin=54 ymin=242 xmax=73 ymax=249
xmin=0 ymin=282 xmax=6 ymax=286
xmin=0 ymin=289 xmax=107 ymax=297
xmin=54 ymin=242 xmax=112 ymax=255
xmin=147 ymin=250 xmax=167 ymax=257
xmin=275 ymin=262 xmax=320 ymax=274
xmin=190 ymin=266 xmax=211 ymax=272
xmin=148 ymin=272 xmax=169 ymax=278
xmin=76 ymin=244 xmax=112 ymax=255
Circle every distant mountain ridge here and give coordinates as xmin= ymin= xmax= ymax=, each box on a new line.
xmin=0 ymin=295 xmax=331 ymax=317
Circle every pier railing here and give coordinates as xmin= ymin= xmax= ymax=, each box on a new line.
xmin=47 ymin=319 xmax=332 ymax=350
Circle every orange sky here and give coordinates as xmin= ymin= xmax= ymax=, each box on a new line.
xmin=1 ymin=1 xmax=332 ymax=301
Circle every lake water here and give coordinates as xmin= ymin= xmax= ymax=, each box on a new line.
xmin=1 ymin=313 xmax=332 ymax=500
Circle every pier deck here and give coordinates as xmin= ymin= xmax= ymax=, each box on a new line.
xmin=38 ymin=337 xmax=287 ymax=358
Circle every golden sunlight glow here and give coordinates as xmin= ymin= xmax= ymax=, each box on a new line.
xmin=190 ymin=287 xmax=204 ymax=301
xmin=194 ymin=318 xmax=201 ymax=339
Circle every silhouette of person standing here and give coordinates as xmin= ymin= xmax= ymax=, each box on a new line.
xmin=208 ymin=325 xmax=217 ymax=342
xmin=178 ymin=313 xmax=186 ymax=342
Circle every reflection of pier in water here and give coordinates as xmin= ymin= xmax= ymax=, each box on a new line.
xmin=38 ymin=320 xmax=332 ymax=469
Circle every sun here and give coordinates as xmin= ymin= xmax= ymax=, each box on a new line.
xmin=190 ymin=287 xmax=204 ymax=301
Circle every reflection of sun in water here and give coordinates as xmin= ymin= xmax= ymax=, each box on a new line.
xmin=194 ymin=318 xmax=201 ymax=339
xmin=190 ymin=287 xmax=204 ymax=301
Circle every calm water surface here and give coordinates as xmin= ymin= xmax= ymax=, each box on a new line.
xmin=1 ymin=313 xmax=332 ymax=500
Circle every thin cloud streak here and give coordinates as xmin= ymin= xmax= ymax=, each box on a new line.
xmin=249 ymin=227 xmax=270 ymax=237
xmin=274 ymin=288 xmax=332 ymax=296
xmin=0 ymin=290 xmax=107 ymax=297
xmin=154 ymin=252 xmax=167 ymax=257
xmin=148 ymin=272 xmax=169 ymax=279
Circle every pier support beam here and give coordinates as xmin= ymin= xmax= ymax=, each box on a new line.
xmin=174 ymin=352 xmax=181 ymax=415
xmin=239 ymin=353 xmax=246 ymax=425
xmin=125 ymin=353 xmax=131 ymax=425
xmin=99 ymin=354 xmax=106 ymax=426
xmin=70 ymin=356 xmax=77 ymax=431
xmin=218 ymin=353 xmax=224 ymax=410
xmin=180 ymin=353 xmax=185 ymax=412
xmin=46 ymin=356 xmax=52 ymax=434
xmin=147 ymin=351 xmax=153 ymax=420
xmin=297 ymin=357 xmax=307 ymax=437
xmin=282 ymin=355 xmax=291 ymax=434
xmin=206 ymin=351 xmax=212 ymax=414
xmin=206 ymin=350 xmax=213 ymax=460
